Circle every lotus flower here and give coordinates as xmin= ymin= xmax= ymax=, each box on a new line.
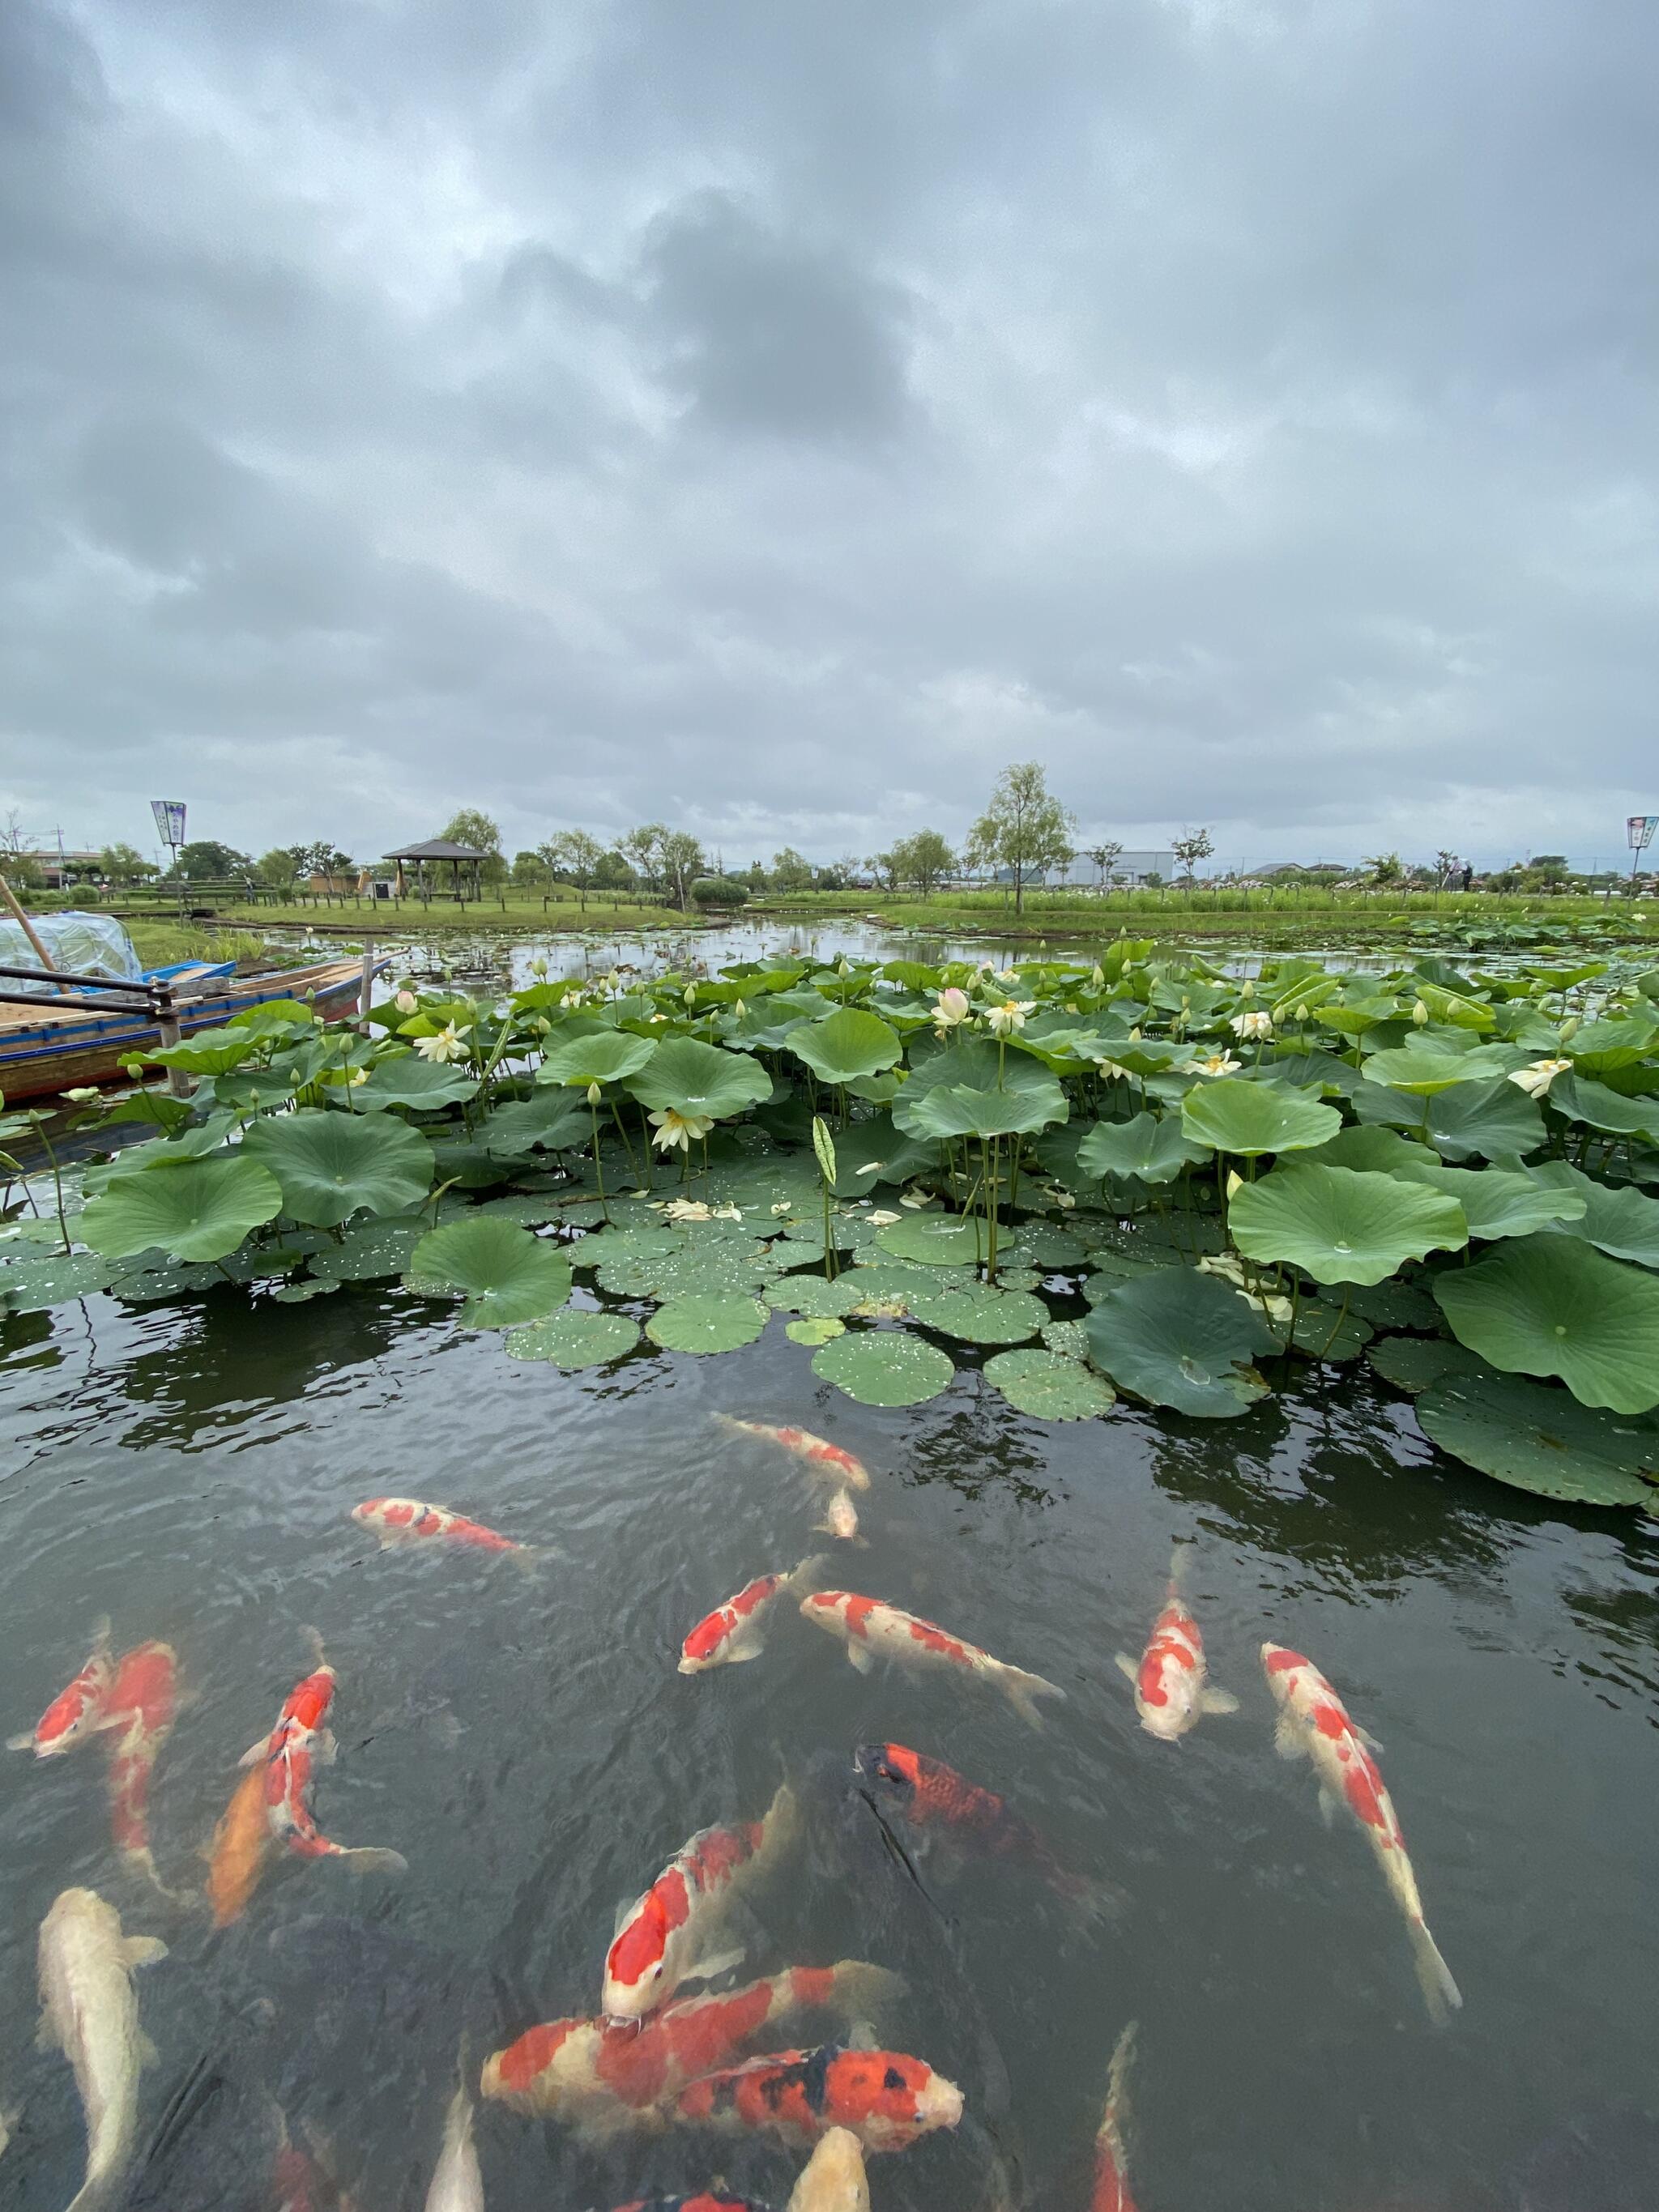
xmin=586 ymin=1081 xmax=602 ymax=1105
xmin=663 ymin=1197 xmax=713 ymax=1221
xmin=930 ymin=987 xmax=970 ymax=1036
xmin=1229 ymin=1010 xmax=1273 ymax=1042
xmin=529 ymin=957 xmax=548 ymax=978
xmin=62 ymin=1087 xmax=101 ymax=1103
xmin=1090 ymin=964 xmax=1105 ymax=988
xmin=394 ymin=987 xmax=418 ymax=1013
xmin=1508 ymin=1057 xmax=1572 ymax=1099
xmin=1412 ymin=999 xmax=1430 ymax=1026
xmin=1183 ymin=1051 xmax=1242 ymax=1077
xmin=649 ymin=1106 xmax=715 ymax=1153
xmin=413 ymin=1022 xmax=470 ymax=1063
xmin=868 ymin=1208 xmax=901 ymax=1226
xmin=986 ymin=999 xmax=1035 ymax=1037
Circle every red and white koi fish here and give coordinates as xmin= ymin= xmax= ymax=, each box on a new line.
xmin=680 ymin=1559 xmax=824 ymax=1673
xmin=481 ymin=1961 xmax=903 ymax=2134
xmin=241 ymin=1637 xmax=407 ymax=1879
xmin=1115 ymin=1550 xmax=1237 ymax=1742
xmin=423 ymin=2065 xmax=484 ymax=2212
xmin=603 ymin=1784 xmax=799 ymax=2023
xmin=800 ymin=1593 xmax=1065 ymax=1732
xmin=787 ymin=2127 xmax=869 ymax=2211
xmin=9 ymin=1617 xmax=113 ymax=1757
xmin=605 ymin=2196 xmax=770 ymax=2211
xmin=100 ymin=1641 xmax=182 ymax=1899
xmin=713 ymin=1419 xmax=872 ymax=1491
xmin=672 ymin=2044 xmax=963 ymax=2154
xmin=1090 ymin=2020 xmax=1139 ymax=2212
xmin=1261 ymin=1643 xmax=1461 ymax=2022
xmin=352 ymin=1497 xmax=527 ymax=1558
xmin=853 ymin=1742 xmax=1103 ymax=1914
xmin=814 ymin=1489 xmax=864 ymax=1545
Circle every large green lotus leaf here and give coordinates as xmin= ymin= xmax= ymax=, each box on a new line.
xmin=904 ymin=1035 xmax=1055 ymax=1095
xmin=1305 ymin=1124 xmax=1438 ymax=1174
xmin=309 ymin=1213 xmax=429 ymax=1281
xmin=573 ymin=1225 xmax=682 ymax=1264
xmin=1040 ymin=1317 xmax=1090 ymax=1359
xmin=139 ymin=1026 xmax=265 ymax=1077
xmin=1435 ymin=1239 xmax=1659 ymax=1412
xmin=482 ymin=1092 xmax=592 ymax=1157
xmin=1076 ymin=1113 xmax=1210 ymax=1185
xmin=536 ymin=1029 xmax=656 ymax=1089
xmin=505 ymin=1308 xmax=642 ymax=1366
xmin=426 ymin=1140 xmax=512 ymax=1190
xmin=1085 ymin=1267 xmax=1277 ymax=1417
xmin=874 ymin=1214 xmax=987 ymax=1266
xmin=1546 ymin=1072 xmax=1659 ymax=1142
xmin=241 ymin=1109 xmax=434 ymax=1228
xmin=1415 ymin=1375 xmax=1657 ymax=1505
xmin=408 ymin=1217 xmax=572 ymax=1327
xmin=0 ymin=1251 xmax=117 ymax=1310
xmin=1283 ymin=1298 xmax=1375 ymax=1362
xmin=209 ymin=1065 xmax=302 ymax=1113
xmin=785 ymin=1008 xmax=903 ymax=1085
xmin=983 ymin=1347 xmax=1117 ymax=1420
xmin=1230 ymin=1164 xmax=1466 ymax=1285
xmin=1355 ymin=1046 xmax=1478 ymax=1095
xmin=1422 ymin=1078 xmax=1545 ymax=1163
xmin=906 ymin=1281 xmax=1048 ymax=1345
xmin=1019 ymin=1224 xmax=1090 ymax=1268
xmin=1367 ymin=1335 xmax=1494 ymax=1395
xmin=645 ymin=1294 xmax=768 ymax=1353
xmin=765 ymin=1274 xmax=864 ymax=1317
xmin=812 ymin=1328 xmax=956 ymax=1406
xmin=893 ymin=1079 xmax=1068 ymax=1141
xmin=1179 ymin=1079 xmax=1341 ymax=1158
xmin=1525 ymin=1161 xmax=1659 ymax=1268
xmin=1346 ymin=1276 xmax=1443 ymax=1332
xmin=625 ymin=1037 xmax=772 ymax=1121
xmin=1563 ymin=1016 xmax=1659 ymax=1079
xmin=1389 ymin=1161 xmax=1585 ymax=1242
xmin=356 ymin=1055 xmax=480 ymax=1111
xmin=1350 ymin=1081 xmax=1431 ymax=1135
xmin=81 ymin=1155 xmax=284 ymax=1262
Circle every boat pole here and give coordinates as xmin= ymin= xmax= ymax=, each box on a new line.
xmin=0 ymin=876 xmax=55 ymax=974
xmin=151 ymin=986 xmax=192 ymax=1099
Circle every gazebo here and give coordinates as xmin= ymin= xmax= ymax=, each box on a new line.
xmin=385 ymin=838 xmax=488 ymax=902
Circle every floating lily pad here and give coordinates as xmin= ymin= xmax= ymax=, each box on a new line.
xmin=786 ymin=1315 xmax=847 ymax=1346
xmin=242 ymin=1109 xmax=435 ymax=1229
xmin=80 ymin=1154 xmax=284 ymax=1264
xmin=309 ymin=1214 xmax=429 ymax=1281
xmin=645 ymin=1294 xmax=769 ymax=1354
xmin=906 ymin=1281 xmax=1049 ymax=1345
xmin=1041 ymin=1318 xmax=1090 ymax=1359
xmin=1415 ymin=1375 xmax=1657 ymax=1506
xmin=108 ymin=1258 xmax=224 ymax=1302
xmin=1367 ymin=1336 xmax=1493 ymax=1395
xmin=271 ymin=1276 xmax=341 ymax=1304
xmin=408 ymin=1217 xmax=573 ymax=1328
xmin=765 ymin=1274 xmax=864 ymax=1317
xmin=995 ymin=1265 xmax=1044 ymax=1291
xmin=573 ymin=1225 xmax=682 ymax=1265
xmin=983 ymin=1347 xmax=1116 ymax=1420
xmin=1085 ymin=1267 xmax=1277 ymax=1418
xmin=1005 ymin=1223 xmax=1089 ymax=1269
xmin=812 ymin=1328 xmax=957 ymax=1406
xmin=505 ymin=1308 xmax=642 ymax=1366
xmin=1180 ymin=1079 xmax=1341 ymax=1157
xmin=1284 ymin=1299 xmax=1375 ymax=1362
xmin=1346 ymin=1276 xmax=1441 ymax=1332
xmin=874 ymin=1215 xmax=987 ymax=1266
xmin=0 ymin=1251 xmax=117 ymax=1309
xmin=1435 ymin=1238 xmax=1659 ymax=1413
xmin=1230 ymin=1165 xmax=1467 ymax=1286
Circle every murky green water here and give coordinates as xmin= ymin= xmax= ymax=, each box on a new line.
xmin=2 ymin=1245 xmax=1657 ymax=2210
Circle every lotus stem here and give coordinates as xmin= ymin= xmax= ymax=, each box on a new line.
xmin=28 ymin=1115 xmax=72 ymax=1257
xmin=987 ymin=1132 xmax=1000 ymax=1280
xmin=590 ymin=1096 xmax=609 ymax=1222
xmin=608 ymin=1099 xmax=638 ymax=1177
xmin=1316 ymin=1285 xmax=1350 ymax=1360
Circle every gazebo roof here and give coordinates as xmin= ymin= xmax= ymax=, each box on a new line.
xmin=384 ymin=838 xmax=488 ymax=861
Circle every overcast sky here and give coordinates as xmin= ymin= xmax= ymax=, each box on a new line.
xmin=3 ymin=0 xmax=1655 ymax=873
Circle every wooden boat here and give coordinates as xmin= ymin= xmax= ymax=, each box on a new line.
xmin=0 ymin=957 xmax=374 ymax=1102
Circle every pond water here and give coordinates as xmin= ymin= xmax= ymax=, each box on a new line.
xmin=1 ymin=1236 xmax=1656 ymax=2207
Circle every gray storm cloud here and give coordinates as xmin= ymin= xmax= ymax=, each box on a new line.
xmin=1 ymin=0 xmax=1654 ymax=868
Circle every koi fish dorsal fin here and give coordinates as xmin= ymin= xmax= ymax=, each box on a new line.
xmin=1201 ymin=1687 xmax=1240 ymax=1715
xmin=1113 ymin=1652 xmax=1137 ymax=1682
xmin=1273 ymin=1711 xmax=1305 ymax=1760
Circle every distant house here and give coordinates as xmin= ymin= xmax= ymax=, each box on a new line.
xmin=979 ymin=851 xmax=1176 ymax=889
xmin=14 ymin=849 xmax=102 ymax=889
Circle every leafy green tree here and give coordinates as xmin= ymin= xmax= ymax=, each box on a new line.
xmin=540 ymin=829 xmax=607 ymax=911
xmin=967 ymin=761 xmax=1076 ymax=915
xmin=893 ymin=829 xmax=954 ymax=898
xmin=866 ymin=849 xmax=900 ymax=893
xmin=441 ymin=808 xmax=505 ymax=884
xmin=1086 ymin=840 xmax=1124 ymax=892
xmin=592 ymin=849 xmax=633 ymax=891
xmin=1172 ymin=829 xmax=1215 ymax=885
xmin=100 ymin=843 xmax=156 ymax=884
xmin=658 ymin=830 xmax=706 ymax=910
xmin=1363 ymin=850 xmax=1404 ymax=889
xmin=177 ymin=840 xmax=252 ymax=879
xmin=295 ymin=842 xmax=356 ymax=879
xmin=772 ymin=847 xmax=814 ymax=892
xmin=623 ymin=824 xmax=667 ymax=898
xmin=511 ymin=849 xmax=549 ymax=888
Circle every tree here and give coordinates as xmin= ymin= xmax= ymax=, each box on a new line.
xmin=1171 ymin=829 xmax=1214 ymax=885
xmin=177 ymin=840 xmax=252 ymax=879
xmin=1433 ymin=849 xmax=1460 ymax=893
xmin=440 ymin=808 xmax=505 ymax=884
xmin=967 ymin=762 xmax=1076 ymax=916
xmin=867 ymin=849 xmax=901 ymax=894
xmin=540 ymin=829 xmax=606 ymax=911
xmin=623 ymin=824 xmax=667 ymax=899
xmin=100 ymin=843 xmax=156 ymax=884
xmin=295 ymin=842 xmax=355 ymax=879
xmin=511 ymin=849 xmax=549 ymax=888
xmin=1086 ymin=841 xmax=1124 ymax=893
xmin=894 ymin=829 xmax=955 ymax=898
xmin=593 ymin=849 xmax=633 ymax=892
xmin=772 ymin=847 xmax=814 ymax=892
xmin=1363 ymin=850 xmax=1404 ymax=889
xmin=658 ymin=830 xmax=706 ymax=910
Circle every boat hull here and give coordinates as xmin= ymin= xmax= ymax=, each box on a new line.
xmin=0 ymin=961 xmax=371 ymax=1102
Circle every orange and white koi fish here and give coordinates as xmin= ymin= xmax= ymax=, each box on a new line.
xmin=713 ymin=1419 xmax=871 ymax=1491
xmin=854 ymin=1743 xmax=1102 ymax=1912
xmin=352 ymin=1497 xmax=527 ymax=1557
xmin=814 ymin=1489 xmax=864 ymax=1545
xmin=481 ymin=1961 xmax=902 ymax=2134
xmin=9 ymin=1617 xmax=113 ymax=1757
xmin=603 ymin=1785 xmax=799 ymax=2023
xmin=241 ymin=1637 xmax=407 ymax=1879
xmin=1115 ymin=1551 xmax=1237 ymax=1742
xmin=1090 ymin=2021 xmax=1139 ymax=2212
xmin=100 ymin=1641 xmax=181 ymax=1899
xmin=1262 ymin=1642 xmax=1461 ymax=2021
xmin=680 ymin=1560 xmax=823 ymax=1673
xmin=673 ymin=2044 xmax=962 ymax=2154
xmin=206 ymin=1763 xmax=272 ymax=1927
xmin=801 ymin=1593 xmax=1065 ymax=1732
xmin=787 ymin=2127 xmax=869 ymax=2211
xmin=605 ymin=2195 xmax=769 ymax=2211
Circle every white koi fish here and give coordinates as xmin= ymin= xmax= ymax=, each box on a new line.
xmin=422 ymin=2068 xmax=484 ymax=2212
xmin=788 ymin=2124 xmax=871 ymax=2210
xmin=603 ymin=1784 xmax=798 ymax=2023
xmin=1262 ymin=1642 xmax=1461 ymax=2022
xmin=814 ymin=1488 xmax=864 ymax=1545
xmin=36 ymin=1887 xmax=167 ymax=2212
xmin=1115 ymin=1551 xmax=1237 ymax=1742
xmin=680 ymin=1559 xmax=823 ymax=1673
xmin=713 ymin=1417 xmax=872 ymax=1490
xmin=800 ymin=1592 xmax=1064 ymax=1732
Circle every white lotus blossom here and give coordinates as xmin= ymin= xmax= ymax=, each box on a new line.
xmin=1090 ymin=964 xmax=1105 ymax=988
xmin=986 ymin=999 xmax=1036 ymax=1037
xmin=993 ymin=966 xmax=1021 ymax=985
xmin=1183 ymin=1051 xmax=1242 ymax=1077
xmin=394 ymin=987 xmax=418 ymax=1013
xmin=683 ymin=982 xmax=697 ymax=1006
xmin=343 ymin=1067 xmax=369 ymax=1089
xmin=648 ymin=1106 xmax=716 ymax=1153
xmin=1412 ymin=999 xmax=1431 ymax=1026
xmin=1508 ymin=1057 xmax=1572 ymax=1099
xmin=62 ymin=1086 xmax=101 ymax=1103
xmin=528 ymin=957 xmax=548 ymax=979
xmin=412 ymin=1022 xmax=470 ymax=1063
xmin=1294 ymin=1004 xmax=1310 ymax=1023
xmin=1096 ymin=1060 xmax=1133 ymax=1083
xmin=733 ymin=998 xmax=746 ymax=1018
xmin=1230 ymin=1010 xmax=1273 ymax=1042
xmin=930 ymin=987 xmax=970 ymax=1036
xmin=586 ymin=1081 xmax=602 ymax=1105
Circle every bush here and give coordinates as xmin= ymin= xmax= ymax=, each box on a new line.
xmin=690 ymin=876 xmax=749 ymax=910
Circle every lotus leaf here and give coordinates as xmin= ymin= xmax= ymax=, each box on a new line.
xmin=1230 ymin=1164 xmax=1466 ymax=1285
xmin=645 ymin=1294 xmax=769 ymax=1353
xmin=874 ymin=1215 xmax=987 ymax=1265
xmin=356 ymin=1057 xmax=480 ymax=1111
xmin=537 ymin=1031 xmax=656 ymax=1089
xmin=626 ymin=1038 xmax=772 ymax=1122
xmin=893 ymin=1079 xmax=1068 ymax=1142
xmin=1422 ymin=1079 xmax=1545 ymax=1162
xmin=482 ymin=1093 xmax=591 ymax=1157
xmin=786 ymin=1008 xmax=903 ymax=1085
xmin=1367 ymin=1336 xmax=1493 ymax=1395
xmin=107 ymin=1257 xmax=222 ymax=1302
xmin=1546 ymin=1072 xmax=1659 ymax=1142
xmin=407 ymin=1218 xmax=573 ymax=1328
xmin=1527 ymin=1161 xmax=1659 ymax=1268
xmin=1350 ymin=1081 xmax=1431 ymax=1135
xmin=1563 ymin=1016 xmax=1659 ymax=1078
xmin=905 ymin=1036 xmax=1056 ymax=1095
xmin=786 ymin=1316 xmax=846 ymax=1345
xmin=983 ymin=1347 xmax=1117 ymax=1420
xmin=1359 ymin=1046 xmax=1491 ymax=1095
xmin=309 ymin=1214 xmax=429 ymax=1281
xmin=1307 ymin=1125 xmax=1438 ymax=1173
xmin=1077 ymin=1114 xmax=1210 ymax=1185
xmin=0 ymin=1251 xmax=117 ymax=1309
xmin=1346 ymin=1277 xmax=1442 ymax=1332
xmin=1415 ymin=1375 xmax=1657 ymax=1505
xmin=1085 ymin=1266 xmax=1277 ymax=1417
xmin=1017 ymin=1225 xmax=1089 ymax=1268
xmin=765 ymin=1274 xmax=864 ymax=1317
xmin=1283 ymin=1299 xmax=1375 ymax=1361
xmin=1179 ymin=1079 xmax=1341 ymax=1158
xmin=81 ymin=1155 xmax=284 ymax=1263
xmin=426 ymin=1141 xmax=512 ymax=1191
xmin=811 ymin=1328 xmax=957 ymax=1406
xmin=140 ymin=1027 xmax=265 ymax=1078
xmin=241 ymin=1110 xmax=434 ymax=1228
xmin=1435 ymin=1240 xmax=1659 ymax=1413
xmin=906 ymin=1281 xmax=1048 ymax=1345
xmin=211 ymin=1067 xmax=301 ymax=1112
xmin=1389 ymin=1161 xmax=1586 ymax=1242
xmin=271 ymin=1277 xmax=340 ymax=1303
xmin=1040 ymin=1318 xmax=1090 ymax=1359
xmin=505 ymin=1309 xmax=642 ymax=1366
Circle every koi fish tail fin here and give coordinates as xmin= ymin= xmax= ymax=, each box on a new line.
xmin=785 ymin=1554 xmax=830 ymax=1596
xmin=1409 ymin=1918 xmax=1462 ymax=2024
xmin=1098 ymin=2017 xmax=1138 ymax=2158
xmin=506 ymin=1543 xmax=556 ymax=1577
xmin=826 ymin=1959 xmax=907 ymax=2026
xmin=998 ymin=1664 xmax=1067 ymax=1733
xmin=331 ymin=1845 xmax=408 ymax=1877
xmin=125 ymin=1846 xmax=194 ymax=1911
xmin=760 ymin=1779 xmax=802 ymax=1861
xmin=1167 ymin=1543 xmax=1190 ymax=1593
xmin=90 ymin=1614 xmax=113 ymax=1654
xmin=301 ymin=1626 xmax=327 ymax=1669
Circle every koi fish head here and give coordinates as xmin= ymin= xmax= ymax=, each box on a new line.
xmin=817 ymin=2047 xmax=962 ymax=2148
xmin=678 ymin=1613 xmax=732 ymax=1672
xmin=853 ymin=1741 xmax=921 ymax=1804
xmin=603 ymin=1890 xmax=675 ymax=2022
xmin=1260 ymin=1643 xmax=1311 ymax=1705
